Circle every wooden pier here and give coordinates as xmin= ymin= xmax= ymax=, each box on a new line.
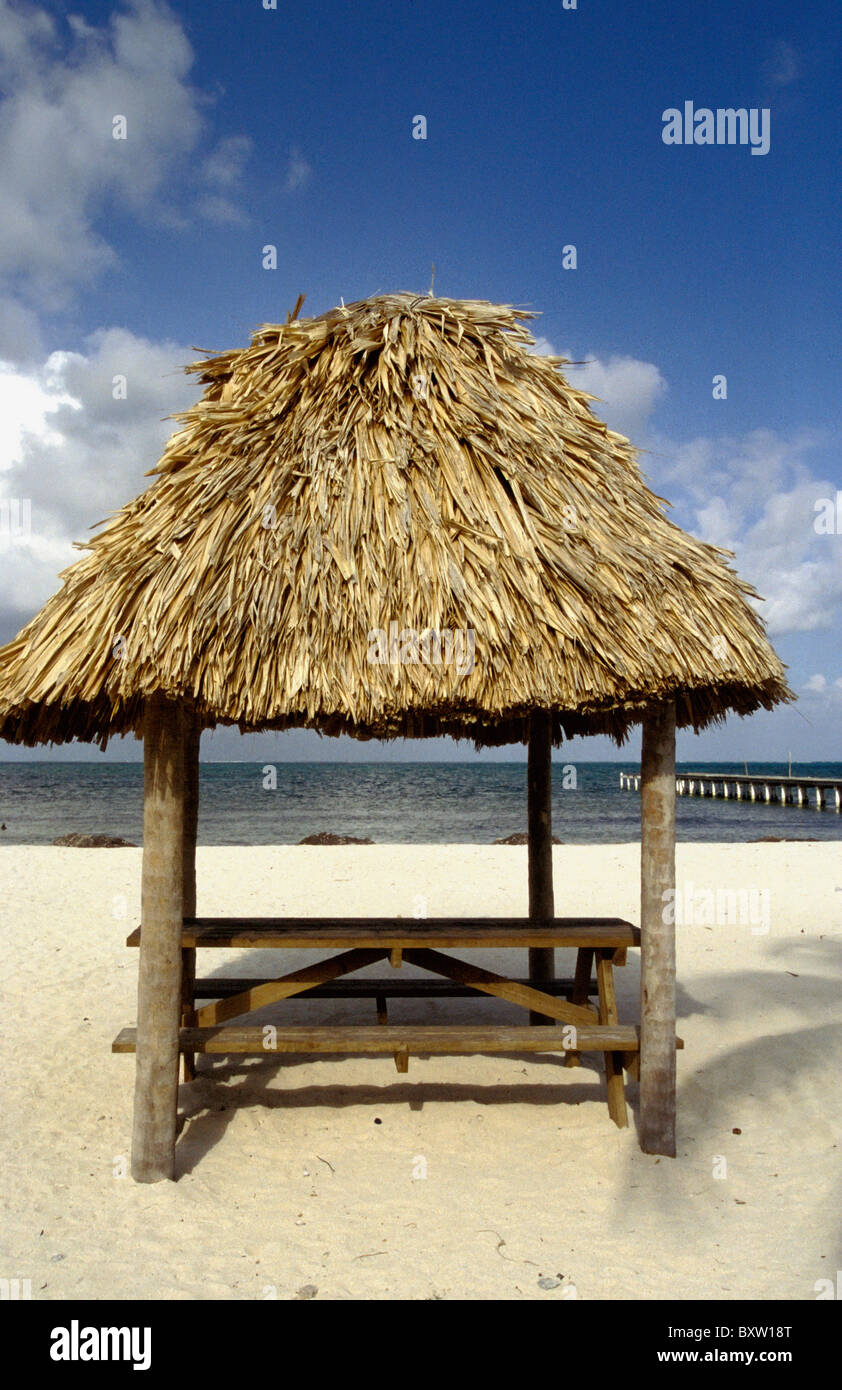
xmin=619 ymin=771 xmax=842 ymax=811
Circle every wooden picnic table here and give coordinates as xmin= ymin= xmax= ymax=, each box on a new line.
xmin=113 ymin=916 xmax=678 ymax=1129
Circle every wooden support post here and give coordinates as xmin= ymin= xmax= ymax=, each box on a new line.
xmin=640 ymin=701 xmax=677 ymax=1157
xmin=131 ymin=695 xmax=185 ymax=1183
xmin=528 ymin=709 xmax=555 ymax=1024
xmin=180 ymin=712 xmax=200 ymax=1082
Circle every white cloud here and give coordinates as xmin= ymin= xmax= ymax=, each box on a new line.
xmin=528 ymin=338 xmax=667 ymax=439
xmin=741 ymin=489 xmax=842 ymax=636
xmin=284 ymin=148 xmax=312 ymax=192
xmin=800 ymin=675 xmax=842 ymax=713
xmin=523 ymin=349 xmax=840 ymax=643
xmin=658 ymin=427 xmax=821 ymax=522
xmin=567 ymin=353 xmax=666 ymax=439
xmin=0 ymin=0 xmax=206 ymax=303
xmin=0 ymin=0 xmax=56 ymax=81
xmin=652 ymin=427 xmax=842 ymax=638
xmin=0 ymin=294 xmax=44 ymax=363
xmin=201 ymin=134 xmax=253 ymax=190
xmin=0 ymin=326 xmax=195 ymax=634
xmin=0 ymin=360 xmax=76 ymax=461
xmin=197 ymin=134 xmax=253 ymax=224
xmin=0 ymin=0 xmax=269 ymax=310
xmin=195 ymin=194 xmax=249 ymax=227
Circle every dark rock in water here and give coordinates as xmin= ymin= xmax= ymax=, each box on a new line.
xmin=750 ymin=836 xmax=817 ymax=843
xmin=494 ymin=832 xmax=563 ymax=845
xmin=52 ymin=833 xmax=136 ymax=848
xmin=297 ymin=832 xmax=374 ymax=845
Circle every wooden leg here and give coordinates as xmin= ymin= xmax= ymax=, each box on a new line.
xmin=596 ymin=950 xmax=627 ymax=1128
xmin=622 ymin=1051 xmax=641 ymax=1081
xmin=603 ymin=1051 xmax=626 ymax=1127
xmin=180 ymin=946 xmax=196 ymax=1082
xmin=564 ymin=947 xmax=594 ymax=1068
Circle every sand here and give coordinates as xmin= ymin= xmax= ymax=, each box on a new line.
xmin=0 ymin=842 xmax=839 ymax=1301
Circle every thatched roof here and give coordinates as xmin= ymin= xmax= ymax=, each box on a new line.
xmin=0 ymin=292 xmax=791 ymax=748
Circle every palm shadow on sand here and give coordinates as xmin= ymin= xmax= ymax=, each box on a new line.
xmin=611 ymin=935 xmax=842 ymax=1278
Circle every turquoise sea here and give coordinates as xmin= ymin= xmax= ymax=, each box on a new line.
xmin=0 ymin=761 xmax=840 ymax=846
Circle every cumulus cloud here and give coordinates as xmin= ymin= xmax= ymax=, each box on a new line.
xmin=0 ymin=327 xmax=195 ymax=635
xmin=0 ymin=0 xmax=205 ymax=302
xmin=565 ymin=353 xmax=667 ymax=440
xmin=201 ymin=134 xmax=252 ymax=189
xmin=524 ymin=343 xmax=840 ymax=643
xmin=284 ymin=147 xmax=312 ymax=192
xmin=652 ymin=427 xmax=842 ymax=638
xmin=800 ymin=675 xmax=842 ymax=714
xmin=658 ymin=427 xmax=821 ymax=525
xmin=0 ymin=293 xmax=44 ymax=363
xmin=0 ymin=0 xmax=268 ymax=306
xmin=528 ymin=338 xmax=667 ymax=439
xmin=197 ymin=134 xmax=253 ymax=224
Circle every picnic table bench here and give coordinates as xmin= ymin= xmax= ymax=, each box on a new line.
xmin=113 ymin=916 xmax=681 ymax=1129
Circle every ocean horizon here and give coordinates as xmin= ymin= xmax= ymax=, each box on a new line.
xmin=1 ymin=759 xmax=840 ymax=847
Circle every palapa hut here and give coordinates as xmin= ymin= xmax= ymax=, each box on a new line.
xmin=0 ymin=293 xmax=791 ymax=1180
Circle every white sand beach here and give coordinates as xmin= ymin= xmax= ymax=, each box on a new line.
xmin=1 ymin=842 xmax=839 ymax=1302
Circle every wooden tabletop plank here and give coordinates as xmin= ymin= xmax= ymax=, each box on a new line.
xmin=126 ymin=917 xmax=640 ymax=949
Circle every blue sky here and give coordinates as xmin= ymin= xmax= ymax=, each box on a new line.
xmin=0 ymin=0 xmax=839 ymax=761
